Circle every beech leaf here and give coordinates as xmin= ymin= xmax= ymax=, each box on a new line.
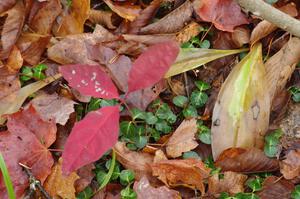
xmin=127 ymin=41 xmax=179 ymax=93
xmin=62 ymin=105 xmax=120 ymax=174
xmin=164 ymin=48 xmax=247 ymax=78
xmin=211 ymin=43 xmax=270 ymax=159
xmin=59 ymin=64 xmax=119 ymax=99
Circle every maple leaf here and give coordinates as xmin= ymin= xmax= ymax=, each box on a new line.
xmin=127 ymin=41 xmax=179 ymax=93
xmin=62 ymin=105 xmax=120 ymax=174
xmin=59 ymin=64 xmax=119 ymax=100
xmin=195 ymin=0 xmax=249 ymax=32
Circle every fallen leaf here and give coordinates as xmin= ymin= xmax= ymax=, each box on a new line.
xmin=231 ymin=27 xmax=250 ymax=47
xmin=151 ymin=159 xmax=210 ymax=194
xmin=250 ymin=3 xmax=298 ymax=44
xmin=166 ymin=118 xmax=198 ymax=158
xmin=114 ymin=142 xmax=154 ymax=180
xmin=88 ymin=9 xmax=117 ymax=29
xmin=62 ymin=105 xmax=120 ymax=174
xmin=265 ymin=37 xmax=300 ymax=102
xmin=16 ymin=33 xmax=51 ymax=65
xmin=30 ymin=92 xmax=76 ymax=125
xmin=154 ymin=149 xmax=168 ymax=163
xmin=59 ymin=64 xmax=119 ymax=100
xmin=6 ymin=45 xmax=23 ymax=73
xmin=133 ymin=176 xmax=180 ymax=199
xmin=208 ymin=171 xmax=247 ymax=195
xmin=211 ymin=43 xmax=270 ymax=159
xmin=53 ymin=0 xmax=90 ymax=36
xmin=175 ymin=22 xmax=202 ymax=44
xmin=0 ymin=73 xmax=62 ymax=124
xmin=165 ymin=48 xmax=247 ymax=78
xmin=216 ymin=148 xmax=279 ymax=173
xmin=122 ymin=34 xmax=175 ymax=46
xmin=103 ymin=0 xmax=141 ymax=22
xmin=45 ymin=158 xmax=79 ymax=199
xmin=140 ymin=1 xmax=193 ymax=34
xmin=257 ymin=176 xmax=294 ymax=199
xmin=0 ymin=0 xmax=16 ymax=14
xmin=0 ymin=1 xmax=25 ymax=59
xmin=279 ymin=103 xmax=300 ymax=140
xmin=29 ymin=0 xmax=62 ymax=35
xmin=127 ymin=41 xmax=179 ymax=93
xmin=75 ymin=163 xmax=95 ymax=192
xmin=280 ymin=149 xmax=300 ymax=180
xmin=195 ymin=0 xmax=249 ymax=32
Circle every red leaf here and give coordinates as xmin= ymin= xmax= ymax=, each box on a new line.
xmin=62 ymin=105 xmax=120 ymax=174
xmin=59 ymin=64 xmax=119 ymax=99
xmin=195 ymin=0 xmax=248 ymax=32
xmin=127 ymin=41 xmax=179 ymax=93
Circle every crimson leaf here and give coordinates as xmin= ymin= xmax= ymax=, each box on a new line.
xmin=62 ymin=105 xmax=120 ymax=174
xmin=59 ymin=64 xmax=119 ymax=99
xmin=127 ymin=41 xmax=179 ymax=93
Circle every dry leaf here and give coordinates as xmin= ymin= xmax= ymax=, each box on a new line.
xmin=208 ymin=171 xmax=247 ymax=195
xmin=30 ymin=92 xmax=76 ymax=125
xmin=166 ymin=118 xmax=198 ymax=158
xmin=75 ymin=164 xmax=95 ymax=192
xmin=151 ymin=159 xmax=210 ymax=194
xmin=231 ymin=27 xmax=250 ymax=47
xmin=45 ymin=158 xmax=79 ymax=199
xmin=114 ymin=142 xmax=154 ymax=180
xmin=216 ymin=148 xmax=279 ymax=173
xmin=175 ymin=21 xmax=202 ymax=44
xmin=280 ymin=103 xmax=300 ymax=139
xmin=154 ymin=150 xmax=168 ymax=163
xmin=133 ymin=176 xmax=180 ymax=199
xmin=88 ymin=9 xmax=116 ymax=29
xmin=6 ymin=45 xmax=23 ymax=73
xmin=0 ymin=0 xmax=16 ymax=14
xmin=280 ymin=149 xmax=300 ymax=180
xmin=0 ymin=65 xmax=20 ymax=102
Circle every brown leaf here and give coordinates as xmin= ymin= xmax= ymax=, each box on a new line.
xmin=266 ymin=37 xmax=300 ymax=101
xmin=280 ymin=149 xmax=300 ymax=180
xmin=140 ymin=1 xmax=193 ymax=34
xmin=75 ymin=163 xmax=95 ymax=192
xmin=216 ymin=148 xmax=279 ymax=173
xmin=0 ymin=0 xmax=16 ymax=14
xmin=6 ymin=45 xmax=23 ymax=73
xmin=114 ymin=142 xmax=154 ymax=180
xmin=53 ymin=0 xmax=90 ymax=36
xmin=270 ymin=90 xmax=290 ymax=124
xmin=257 ymin=176 xmax=294 ymax=199
xmin=154 ymin=149 xmax=168 ymax=163
xmin=175 ymin=21 xmax=202 ymax=44
xmin=88 ymin=9 xmax=117 ymax=29
xmin=29 ymin=0 xmax=62 ymax=34
xmin=280 ymin=103 xmax=300 ymax=140
xmin=250 ymin=3 xmax=298 ymax=44
xmin=231 ymin=27 xmax=250 ymax=47
xmin=123 ymin=34 xmax=175 ymax=46
xmin=0 ymin=1 xmax=25 ymax=59
xmin=0 ymin=65 xmax=20 ymax=104
xmin=44 ymin=158 xmax=79 ymax=199
xmin=133 ymin=176 xmax=180 ymax=199
xmin=208 ymin=171 xmax=247 ymax=195
xmin=30 ymin=92 xmax=76 ymax=125
xmin=151 ymin=159 xmax=210 ymax=194
xmin=166 ymin=118 xmax=198 ymax=158
xmin=16 ymin=33 xmax=51 ymax=65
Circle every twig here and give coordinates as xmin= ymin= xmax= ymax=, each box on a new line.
xmin=19 ymin=163 xmax=52 ymax=199
xmin=235 ymin=0 xmax=300 ymax=38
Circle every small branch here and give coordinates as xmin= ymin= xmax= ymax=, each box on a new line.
xmin=235 ymin=0 xmax=300 ymax=38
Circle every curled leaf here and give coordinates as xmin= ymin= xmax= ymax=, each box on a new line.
xmin=211 ymin=43 xmax=270 ymax=159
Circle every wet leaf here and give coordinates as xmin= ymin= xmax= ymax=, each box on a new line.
xmin=211 ymin=43 xmax=270 ymax=159
xmin=216 ymin=148 xmax=279 ymax=173
xmin=195 ymin=0 xmax=249 ymax=32
xmin=165 ymin=48 xmax=247 ymax=78
xmin=44 ymin=158 xmax=79 ymax=199
xmin=103 ymin=0 xmax=141 ymax=21
xmin=280 ymin=149 xmax=300 ymax=180
xmin=59 ymin=64 xmax=119 ymax=99
xmin=151 ymin=159 xmax=210 ymax=194
xmin=127 ymin=41 xmax=179 ymax=93
xmin=62 ymin=106 xmax=120 ymax=174
xmin=166 ymin=119 xmax=198 ymax=158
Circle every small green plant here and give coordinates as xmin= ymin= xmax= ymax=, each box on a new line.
xmin=292 ymin=185 xmax=300 ymax=199
xmin=181 ymin=36 xmax=211 ymax=49
xmin=219 ymin=192 xmax=259 ymax=199
xmin=183 ymin=151 xmax=201 ymax=159
xmin=0 ymin=153 xmax=16 ymax=199
xmin=289 ymin=86 xmax=300 ymax=103
xmin=246 ymin=177 xmax=263 ymax=192
xmin=20 ymin=64 xmax=48 ymax=83
xmin=264 ymin=129 xmax=283 ymax=158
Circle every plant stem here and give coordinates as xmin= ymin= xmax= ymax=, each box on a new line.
xmin=235 ymin=0 xmax=300 ymax=38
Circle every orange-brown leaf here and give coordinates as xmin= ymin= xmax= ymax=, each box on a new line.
xmin=6 ymin=45 xmax=23 ymax=73
xmin=88 ymin=9 xmax=117 ymax=29
xmin=280 ymin=149 xmax=300 ymax=180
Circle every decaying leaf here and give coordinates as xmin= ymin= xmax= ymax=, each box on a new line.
xmin=175 ymin=22 xmax=202 ymax=44
xmin=279 ymin=103 xmax=300 ymax=139
xmin=62 ymin=106 xmax=120 ymax=174
xmin=216 ymin=148 xmax=279 ymax=173
xmin=0 ymin=0 xmax=16 ymax=14
xmin=165 ymin=48 xmax=247 ymax=78
xmin=265 ymin=37 xmax=300 ymax=102
xmin=166 ymin=118 xmax=198 ymax=158
xmin=140 ymin=1 xmax=193 ymax=34
xmin=30 ymin=92 xmax=76 ymax=125
xmin=88 ymin=9 xmax=116 ymax=29
xmin=257 ymin=176 xmax=294 ymax=199
xmin=208 ymin=171 xmax=247 ymax=195
xmin=0 ymin=73 xmax=62 ymax=124
xmin=151 ymin=159 xmax=210 ymax=194
xmin=114 ymin=142 xmax=154 ymax=180
xmin=6 ymin=46 xmax=23 ymax=73
xmin=154 ymin=149 xmax=168 ymax=163
xmin=75 ymin=164 xmax=95 ymax=192
xmin=280 ymin=149 xmax=300 ymax=180
xmin=133 ymin=176 xmax=180 ymax=199
xmin=53 ymin=0 xmax=90 ymax=36
xmin=211 ymin=43 xmax=270 ymax=159
xmin=45 ymin=158 xmax=79 ymax=199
